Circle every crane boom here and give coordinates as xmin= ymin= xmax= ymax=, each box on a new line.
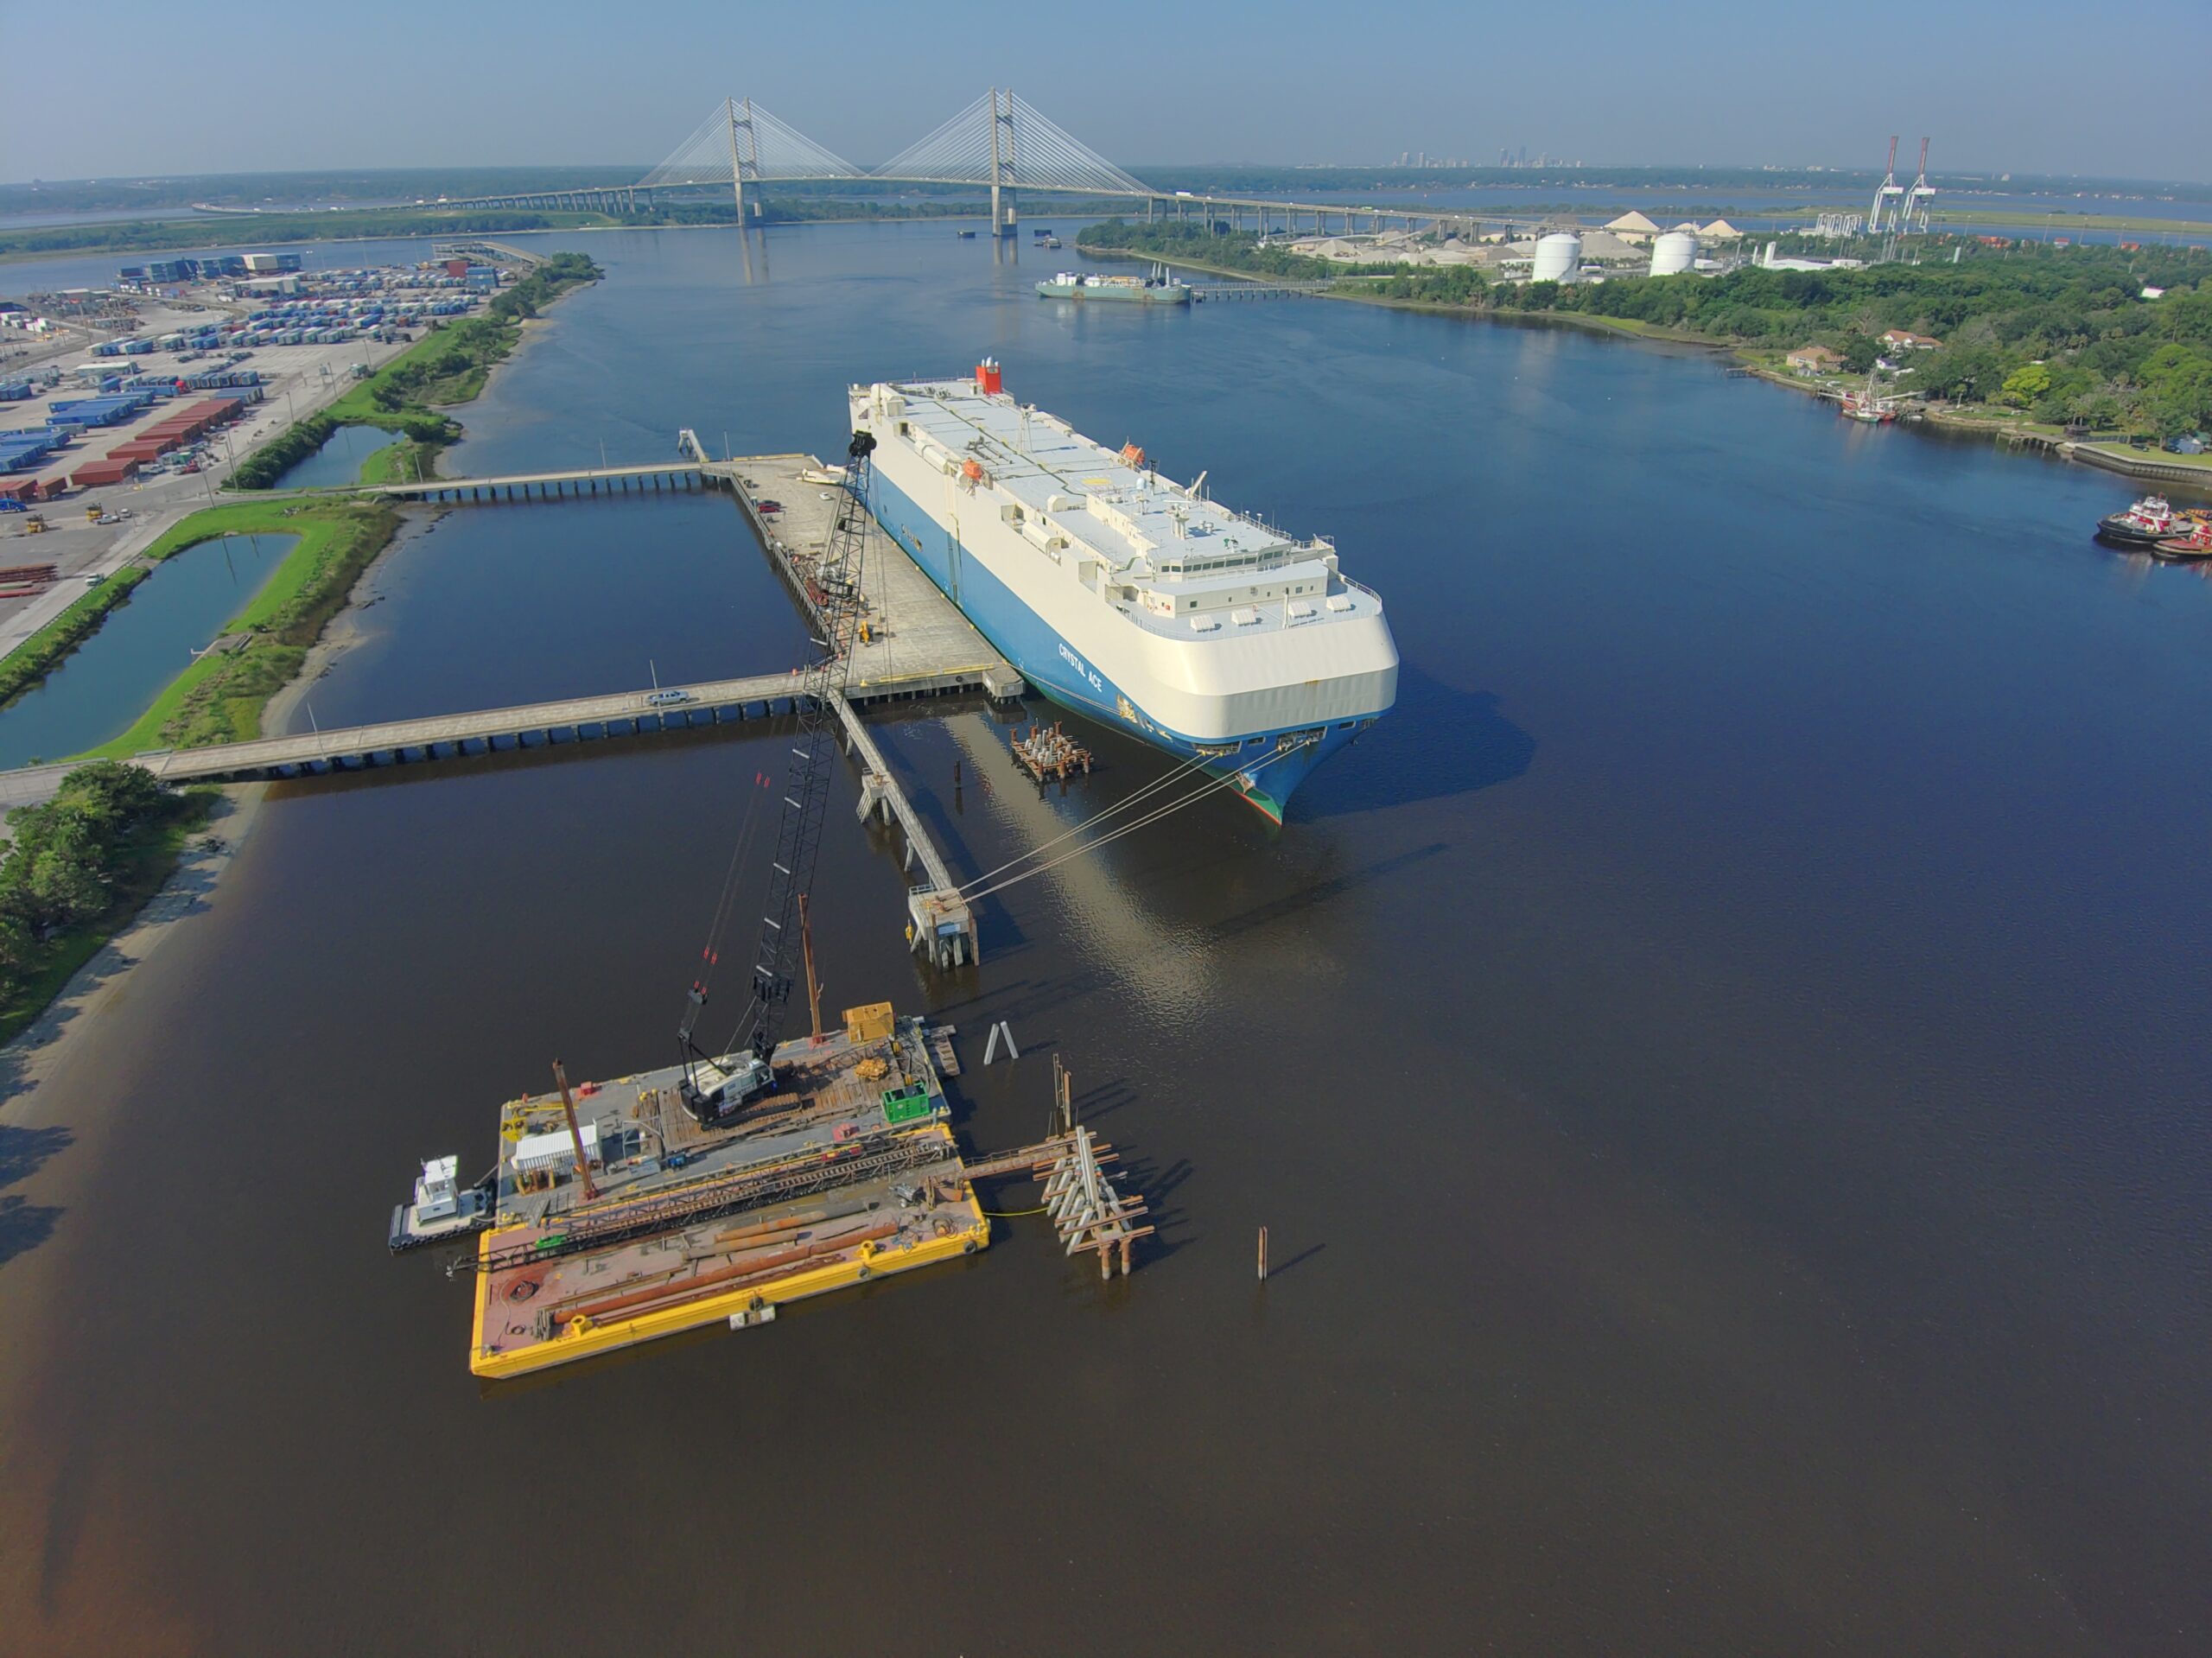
xmin=677 ymin=429 xmax=878 ymax=1122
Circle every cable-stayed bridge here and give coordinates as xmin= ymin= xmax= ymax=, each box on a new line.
xmin=442 ymin=90 xmax=1543 ymax=239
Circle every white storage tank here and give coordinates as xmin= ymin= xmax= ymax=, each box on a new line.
xmin=1649 ymin=230 xmax=1699 ymax=276
xmin=1532 ymin=232 xmax=1581 ymax=283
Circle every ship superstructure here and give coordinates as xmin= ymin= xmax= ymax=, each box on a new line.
xmin=853 ymin=365 xmax=1396 ymax=816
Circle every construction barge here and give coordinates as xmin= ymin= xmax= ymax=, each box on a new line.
xmin=394 ymin=1006 xmax=1147 ymax=1379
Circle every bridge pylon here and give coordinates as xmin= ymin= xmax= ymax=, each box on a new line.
xmin=989 ymin=87 xmax=1015 ymax=237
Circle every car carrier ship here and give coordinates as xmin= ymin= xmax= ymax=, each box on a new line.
xmin=853 ymin=364 xmax=1396 ymax=818
xmin=1035 ymin=269 xmax=1190 ymax=304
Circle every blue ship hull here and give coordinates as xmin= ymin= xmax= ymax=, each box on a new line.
xmin=867 ymin=469 xmax=1367 ymax=820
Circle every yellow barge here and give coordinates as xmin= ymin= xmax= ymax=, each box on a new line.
xmin=468 ymin=1120 xmax=986 ymax=1379
xmin=392 ymin=1004 xmax=990 ymax=1379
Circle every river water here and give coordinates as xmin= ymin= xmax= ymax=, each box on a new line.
xmin=1 ymin=223 xmax=2206 ymax=1655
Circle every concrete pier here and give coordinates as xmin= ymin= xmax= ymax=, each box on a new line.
xmin=832 ymin=696 xmax=976 ymax=968
xmin=703 ymin=452 xmax=1024 ymax=705
xmin=365 ymin=462 xmax=707 ymax=502
xmin=0 ymin=444 xmax=1028 ymax=963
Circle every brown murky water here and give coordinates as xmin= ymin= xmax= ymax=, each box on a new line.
xmin=3 ymin=225 xmax=2206 ymax=1655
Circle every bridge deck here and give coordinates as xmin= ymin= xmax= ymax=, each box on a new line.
xmin=0 ymin=454 xmax=1024 ymax=848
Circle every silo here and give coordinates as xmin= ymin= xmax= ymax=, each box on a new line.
xmin=1649 ymin=230 xmax=1699 ymax=276
xmin=1532 ymin=232 xmax=1581 ymax=283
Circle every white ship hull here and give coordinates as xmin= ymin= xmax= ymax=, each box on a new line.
xmin=857 ymin=424 xmax=1393 ymax=816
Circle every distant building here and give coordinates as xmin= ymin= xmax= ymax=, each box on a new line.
xmin=2143 ymin=285 xmax=2167 ymax=300
xmin=1786 ymin=345 xmax=1841 ymax=374
xmin=1880 ymin=329 xmax=1942 ymax=350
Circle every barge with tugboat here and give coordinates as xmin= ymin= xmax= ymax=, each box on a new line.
xmin=391 ymin=1006 xmax=989 ymax=1379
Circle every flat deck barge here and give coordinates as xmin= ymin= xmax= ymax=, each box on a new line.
xmin=396 ymin=1007 xmax=988 ymax=1378
xmin=397 ymin=1007 xmax=1151 ymax=1379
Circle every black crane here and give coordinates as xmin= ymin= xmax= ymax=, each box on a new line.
xmin=677 ymin=429 xmax=877 ymax=1124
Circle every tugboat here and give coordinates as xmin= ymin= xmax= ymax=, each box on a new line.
xmin=2096 ymin=493 xmax=2182 ymax=547
xmin=2152 ymin=516 xmax=2212 ymax=560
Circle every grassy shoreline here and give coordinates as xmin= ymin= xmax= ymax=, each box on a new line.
xmin=230 ymin=251 xmax=600 ymax=490
xmin=78 ymin=499 xmax=401 ymax=758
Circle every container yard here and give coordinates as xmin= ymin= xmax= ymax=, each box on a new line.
xmin=0 ymin=256 xmax=484 ymax=626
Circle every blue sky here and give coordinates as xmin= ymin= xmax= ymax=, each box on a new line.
xmin=3 ymin=0 xmax=2206 ymax=183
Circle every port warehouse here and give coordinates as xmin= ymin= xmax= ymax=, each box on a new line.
xmin=119 ymin=252 xmax=304 ymax=285
xmin=0 ymin=391 xmax=255 ymax=498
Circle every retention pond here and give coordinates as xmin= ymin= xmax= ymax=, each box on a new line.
xmin=0 ymin=532 xmax=296 ymax=767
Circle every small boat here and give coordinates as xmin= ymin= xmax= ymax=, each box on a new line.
xmin=2096 ymin=494 xmax=2182 ymax=547
xmin=1839 ymin=369 xmax=1895 ymax=423
xmin=2152 ymin=518 xmax=2212 ymax=559
xmin=955 ymin=229 xmax=977 ymax=239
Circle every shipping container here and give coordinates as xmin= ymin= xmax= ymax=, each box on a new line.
xmin=69 ymin=459 xmax=139 ymax=487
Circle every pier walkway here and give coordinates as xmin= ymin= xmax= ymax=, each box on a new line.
xmin=0 ymin=444 xmax=1020 ymax=960
xmin=366 ymin=461 xmax=707 ymax=501
xmin=1185 ymin=280 xmax=1332 ymax=301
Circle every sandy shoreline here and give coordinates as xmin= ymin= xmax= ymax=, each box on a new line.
xmin=0 ymin=502 xmax=435 ymax=1106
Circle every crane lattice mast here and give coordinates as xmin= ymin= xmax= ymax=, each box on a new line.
xmin=677 ymin=429 xmax=878 ymax=1120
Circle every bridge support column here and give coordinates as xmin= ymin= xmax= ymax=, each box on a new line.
xmin=988 ymin=86 xmax=1017 ymax=238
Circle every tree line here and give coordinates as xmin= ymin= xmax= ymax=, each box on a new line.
xmin=1497 ymin=242 xmax=2212 ymax=437
xmin=0 ymin=763 xmax=194 ymax=1023
xmin=1081 ymin=222 xmax=2212 ymax=438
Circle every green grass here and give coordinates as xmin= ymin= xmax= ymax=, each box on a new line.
xmin=0 ymin=791 xmax=210 ymax=1046
xmin=354 ymin=436 xmax=410 ymax=484
xmin=323 ymin=324 xmax=501 ymax=422
xmin=79 ymin=499 xmax=399 ymax=758
xmin=2076 ymin=441 xmax=2212 ymax=468
xmin=229 ymin=334 xmax=471 ymax=492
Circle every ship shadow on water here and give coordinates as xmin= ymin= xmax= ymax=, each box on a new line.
xmin=1292 ymin=661 xmax=1534 ymax=821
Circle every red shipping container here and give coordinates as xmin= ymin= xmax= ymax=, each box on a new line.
xmin=70 ymin=459 xmax=138 ymax=487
